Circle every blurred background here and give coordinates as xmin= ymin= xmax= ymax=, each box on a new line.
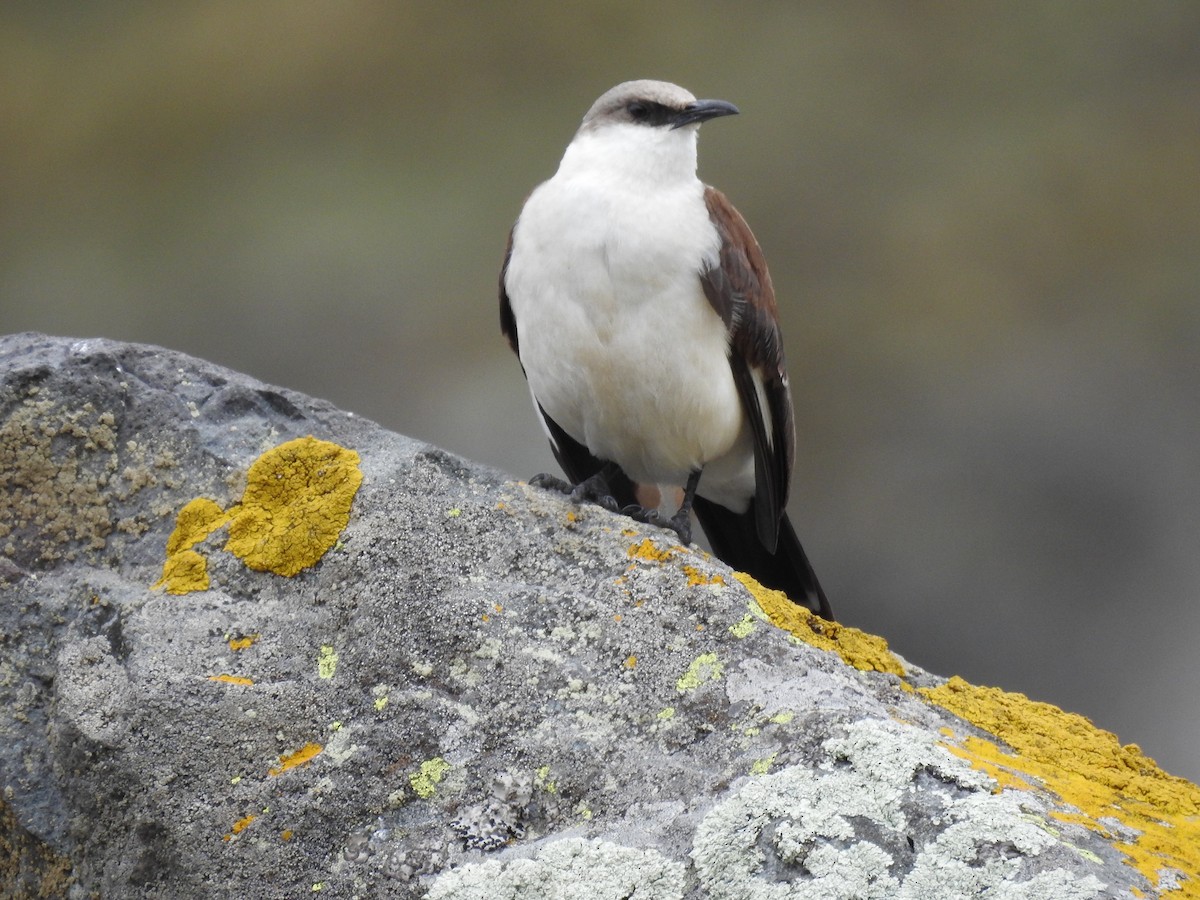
xmin=4 ymin=3 xmax=1199 ymax=782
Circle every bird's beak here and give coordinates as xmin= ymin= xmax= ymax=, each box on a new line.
xmin=671 ymin=99 xmax=740 ymax=129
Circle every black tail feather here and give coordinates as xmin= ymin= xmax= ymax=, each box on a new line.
xmin=693 ymin=497 xmax=832 ymax=620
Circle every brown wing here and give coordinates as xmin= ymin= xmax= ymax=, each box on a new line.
xmin=698 ymin=185 xmax=796 ymax=551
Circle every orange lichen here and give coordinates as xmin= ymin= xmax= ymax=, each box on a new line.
xmin=734 ymin=572 xmax=905 ymax=676
xmin=268 ymin=742 xmax=323 ymax=776
xmin=223 ymin=814 xmax=257 ymax=841
xmin=925 ymin=677 xmax=1200 ymax=895
xmin=228 ymin=634 xmax=260 ymax=651
xmin=208 ymin=674 xmax=254 ymax=686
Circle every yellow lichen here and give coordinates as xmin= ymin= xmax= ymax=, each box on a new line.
xmin=682 ymin=564 xmax=725 ymax=587
xmin=224 ymin=437 xmax=362 ymax=577
xmin=153 ymin=437 xmax=362 ymax=593
xmin=268 ymin=742 xmax=323 ymax=776
xmin=925 ymin=677 xmax=1200 ymax=894
xmin=153 ymin=498 xmax=232 ymax=593
xmin=734 ymin=573 xmax=905 ymax=676
xmin=153 ymin=548 xmax=211 ymax=595
xmin=165 ymin=497 xmax=230 ymax=555
xmin=627 ymin=538 xmax=677 ymax=563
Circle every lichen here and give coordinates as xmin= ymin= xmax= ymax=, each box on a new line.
xmin=729 ymin=614 xmax=756 ymax=638
xmin=268 ymin=742 xmax=323 ymax=777
xmin=165 ymin=497 xmax=229 ymax=555
xmin=427 ymin=837 xmax=687 ymax=900
xmin=153 ymin=548 xmax=211 ymax=594
xmin=0 ymin=797 xmax=75 ymax=896
xmin=627 ymin=537 xmax=677 ymax=564
xmin=450 ymin=771 xmax=533 ymax=851
xmin=223 ymin=814 xmax=257 ymax=841
xmin=410 ymin=758 xmax=451 ymax=799
xmin=227 ymin=634 xmax=259 ymax=651
xmin=208 ymin=674 xmax=254 ymax=686
xmin=734 ymin=572 xmax=906 ymax=676
xmin=152 ymin=437 xmax=362 ymax=593
xmin=682 ymin=564 xmax=725 ymax=587
xmin=0 ymin=397 xmax=117 ymax=563
xmin=692 ymin=718 xmax=1106 ymax=899
xmin=224 ymin=436 xmax=362 ymax=576
xmin=924 ymin=677 xmax=1200 ymax=895
xmin=317 ymin=645 xmax=338 ymax=680
xmin=676 ymin=652 xmax=724 ymax=693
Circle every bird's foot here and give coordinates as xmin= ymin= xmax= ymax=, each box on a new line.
xmin=529 ymin=472 xmax=573 ymax=494
xmin=620 ymin=504 xmax=693 ymax=545
xmin=529 ymin=471 xmax=621 ymax=513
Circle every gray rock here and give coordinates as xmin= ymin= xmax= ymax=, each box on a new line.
xmin=1 ymin=333 xmax=1195 ymax=899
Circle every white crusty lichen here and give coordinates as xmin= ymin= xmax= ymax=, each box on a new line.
xmin=691 ymin=718 xmax=1107 ymax=899
xmin=426 ymin=836 xmax=686 ymax=900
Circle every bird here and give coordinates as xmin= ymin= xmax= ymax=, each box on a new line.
xmin=499 ymin=79 xmax=832 ymax=619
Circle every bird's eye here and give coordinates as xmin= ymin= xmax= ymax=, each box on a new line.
xmin=627 ymin=101 xmax=649 ymax=120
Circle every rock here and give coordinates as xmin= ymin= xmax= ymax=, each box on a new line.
xmin=1 ymin=333 xmax=1197 ymax=899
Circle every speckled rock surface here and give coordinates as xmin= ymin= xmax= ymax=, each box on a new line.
xmin=1 ymin=334 xmax=1195 ymax=899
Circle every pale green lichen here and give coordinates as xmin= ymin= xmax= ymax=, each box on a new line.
xmin=426 ymin=837 xmax=686 ymax=900
xmin=676 ymin=653 xmax=724 ymax=693
xmin=317 ymin=645 xmax=338 ymax=680
xmin=749 ymin=753 xmax=777 ymax=776
xmin=410 ymin=758 xmax=451 ymax=799
xmin=729 ymin=614 xmax=756 ymax=638
xmin=535 ymin=765 xmax=557 ymax=794
xmin=692 ymin=719 xmax=1107 ymax=899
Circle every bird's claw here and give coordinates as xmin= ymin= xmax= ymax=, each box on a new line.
xmin=619 ymin=504 xmax=693 ymax=546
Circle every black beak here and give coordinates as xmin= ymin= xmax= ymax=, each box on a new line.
xmin=671 ymin=98 xmax=740 ymax=129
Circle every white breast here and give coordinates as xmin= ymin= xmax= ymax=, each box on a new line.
xmin=505 ymin=131 xmax=756 ymax=509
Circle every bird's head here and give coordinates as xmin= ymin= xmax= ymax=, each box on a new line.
xmin=562 ymin=80 xmax=739 ymax=184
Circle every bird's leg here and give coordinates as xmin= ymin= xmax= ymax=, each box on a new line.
xmin=663 ymin=468 xmax=702 ymax=544
xmin=621 ymin=469 xmax=702 ymax=546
